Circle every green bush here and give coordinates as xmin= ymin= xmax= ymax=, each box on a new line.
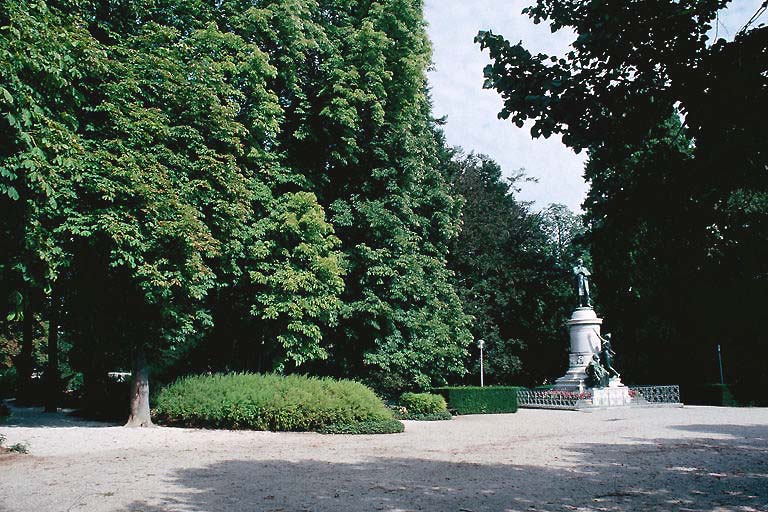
xmin=318 ymin=419 xmax=405 ymax=434
xmin=432 ymin=386 xmax=520 ymax=414
xmin=153 ymin=373 xmax=395 ymax=432
xmin=399 ymin=392 xmax=447 ymax=415
xmin=396 ymin=410 xmax=452 ymax=421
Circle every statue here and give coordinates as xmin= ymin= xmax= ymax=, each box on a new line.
xmin=585 ymin=354 xmax=609 ymax=388
xmin=572 ymin=258 xmax=591 ymax=307
xmin=597 ymin=332 xmax=620 ymax=378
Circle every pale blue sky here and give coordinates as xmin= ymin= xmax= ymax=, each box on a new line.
xmin=424 ymin=0 xmax=764 ymax=212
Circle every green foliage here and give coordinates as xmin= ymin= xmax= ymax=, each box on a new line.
xmin=308 ymin=1 xmax=472 ymax=392
xmin=153 ymin=373 xmax=394 ymax=431
xmin=318 ymin=419 xmax=405 ymax=435
xmin=477 ymin=1 xmax=767 ymax=390
xmin=394 ymin=409 xmax=452 ymax=421
xmin=399 ymin=392 xmax=447 ymax=415
xmin=445 ymin=150 xmax=577 ymax=385
xmin=433 ymin=386 xmax=520 ymax=415
xmin=1 ymin=0 xmax=470 ymax=408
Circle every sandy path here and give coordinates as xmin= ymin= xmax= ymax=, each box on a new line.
xmin=1 ymin=404 xmax=767 ymax=512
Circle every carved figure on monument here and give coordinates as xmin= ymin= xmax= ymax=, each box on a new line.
xmin=597 ymin=332 xmax=620 ymax=378
xmin=572 ymin=258 xmax=591 ymax=307
xmin=585 ymin=354 xmax=609 ymax=388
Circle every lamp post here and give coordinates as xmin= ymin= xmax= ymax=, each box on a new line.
xmin=717 ymin=344 xmax=725 ymax=385
xmin=478 ymin=339 xmax=485 ymax=387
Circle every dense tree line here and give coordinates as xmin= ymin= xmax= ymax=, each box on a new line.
xmin=1 ymin=0 xmax=585 ymax=421
xmin=478 ymin=0 xmax=767 ymax=399
xmin=443 ymin=150 xmax=580 ymax=386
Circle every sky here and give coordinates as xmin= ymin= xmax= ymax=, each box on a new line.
xmin=424 ymin=0 xmax=764 ymax=212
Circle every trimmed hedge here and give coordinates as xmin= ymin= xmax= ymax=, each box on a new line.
xmin=318 ymin=419 xmax=405 ymax=434
xmin=153 ymin=373 xmax=395 ymax=432
xmin=432 ymin=386 xmax=520 ymax=414
xmin=399 ymin=392 xmax=447 ymax=415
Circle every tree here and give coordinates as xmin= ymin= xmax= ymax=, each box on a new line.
xmin=259 ymin=0 xmax=474 ymax=392
xmin=1 ymin=0 xmax=98 ymax=406
xmin=476 ymin=0 xmax=767 ymax=394
xmin=540 ymin=203 xmax=585 ymax=266
xmin=445 ymin=150 xmax=575 ymax=385
xmin=2 ymin=0 xmax=471 ymax=409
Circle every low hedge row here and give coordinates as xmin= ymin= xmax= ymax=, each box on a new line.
xmin=432 ymin=386 xmax=520 ymax=414
xmin=153 ymin=373 xmax=396 ymax=432
xmin=396 ymin=410 xmax=453 ymax=421
xmin=319 ymin=419 xmax=405 ymax=434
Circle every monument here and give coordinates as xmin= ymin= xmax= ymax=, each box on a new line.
xmin=553 ymin=259 xmax=632 ymax=407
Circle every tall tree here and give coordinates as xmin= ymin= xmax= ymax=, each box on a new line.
xmin=476 ymin=0 xmax=767 ymax=393
xmin=1 ymin=0 xmax=96 ymax=405
xmin=445 ymin=150 xmax=575 ymax=385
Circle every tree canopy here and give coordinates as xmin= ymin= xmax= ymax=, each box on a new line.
xmin=477 ymin=0 xmax=767 ymax=397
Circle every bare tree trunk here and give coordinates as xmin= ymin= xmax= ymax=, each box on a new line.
xmin=44 ymin=292 xmax=60 ymax=413
xmin=16 ymin=305 xmax=34 ymax=405
xmin=125 ymin=348 xmax=153 ymax=427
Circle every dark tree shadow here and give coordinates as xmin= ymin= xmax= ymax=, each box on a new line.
xmin=1 ymin=400 xmax=120 ymax=428
xmin=125 ymin=425 xmax=768 ymax=512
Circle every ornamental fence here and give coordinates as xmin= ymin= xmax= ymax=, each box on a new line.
xmin=629 ymin=385 xmax=681 ymax=404
xmin=517 ymin=385 xmax=681 ymax=410
xmin=516 ymin=389 xmax=590 ymax=410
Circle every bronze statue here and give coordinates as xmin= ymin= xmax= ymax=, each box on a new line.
xmin=585 ymin=354 xmax=609 ymax=388
xmin=597 ymin=332 xmax=620 ymax=378
xmin=573 ymin=258 xmax=591 ymax=307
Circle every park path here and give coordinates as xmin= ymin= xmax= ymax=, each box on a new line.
xmin=1 ymin=404 xmax=767 ymax=511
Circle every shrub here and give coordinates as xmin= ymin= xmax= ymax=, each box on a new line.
xmin=399 ymin=392 xmax=447 ymax=415
xmin=318 ymin=419 xmax=405 ymax=434
xmin=153 ymin=373 xmax=395 ymax=432
xmin=396 ymin=410 xmax=452 ymax=421
xmin=432 ymin=386 xmax=520 ymax=414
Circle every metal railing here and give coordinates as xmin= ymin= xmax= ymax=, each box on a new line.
xmin=517 ymin=389 xmax=591 ymax=410
xmin=517 ymin=385 xmax=681 ymax=410
xmin=629 ymin=385 xmax=681 ymax=404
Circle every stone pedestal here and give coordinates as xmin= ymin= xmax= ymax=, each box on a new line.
xmin=554 ymin=307 xmax=603 ymax=391
xmin=591 ymin=379 xmax=632 ymax=407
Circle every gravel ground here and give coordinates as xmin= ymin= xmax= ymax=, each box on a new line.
xmin=1 ymin=403 xmax=767 ymax=512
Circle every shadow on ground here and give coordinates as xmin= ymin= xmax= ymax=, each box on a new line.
xmin=1 ymin=400 xmax=120 ymax=428
xmin=125 ymin=424 xmax=768 ymax=512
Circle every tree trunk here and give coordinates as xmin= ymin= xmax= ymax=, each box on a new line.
xmin=125 ymin=348 xmax=153 ymax=427
xmin=16 ymin=305 xmax=34 ymax=405
xmin=44 ymin=293 xmax=60 ymax=413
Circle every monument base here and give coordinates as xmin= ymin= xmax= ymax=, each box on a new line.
xmin=589 ymin=381 xmax=632 ymax=407
xmin=554 ymin=307 xmax=602 ymax=392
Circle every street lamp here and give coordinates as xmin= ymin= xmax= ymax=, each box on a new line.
xmin=478 ymin=339 xmax=485 ymax=387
